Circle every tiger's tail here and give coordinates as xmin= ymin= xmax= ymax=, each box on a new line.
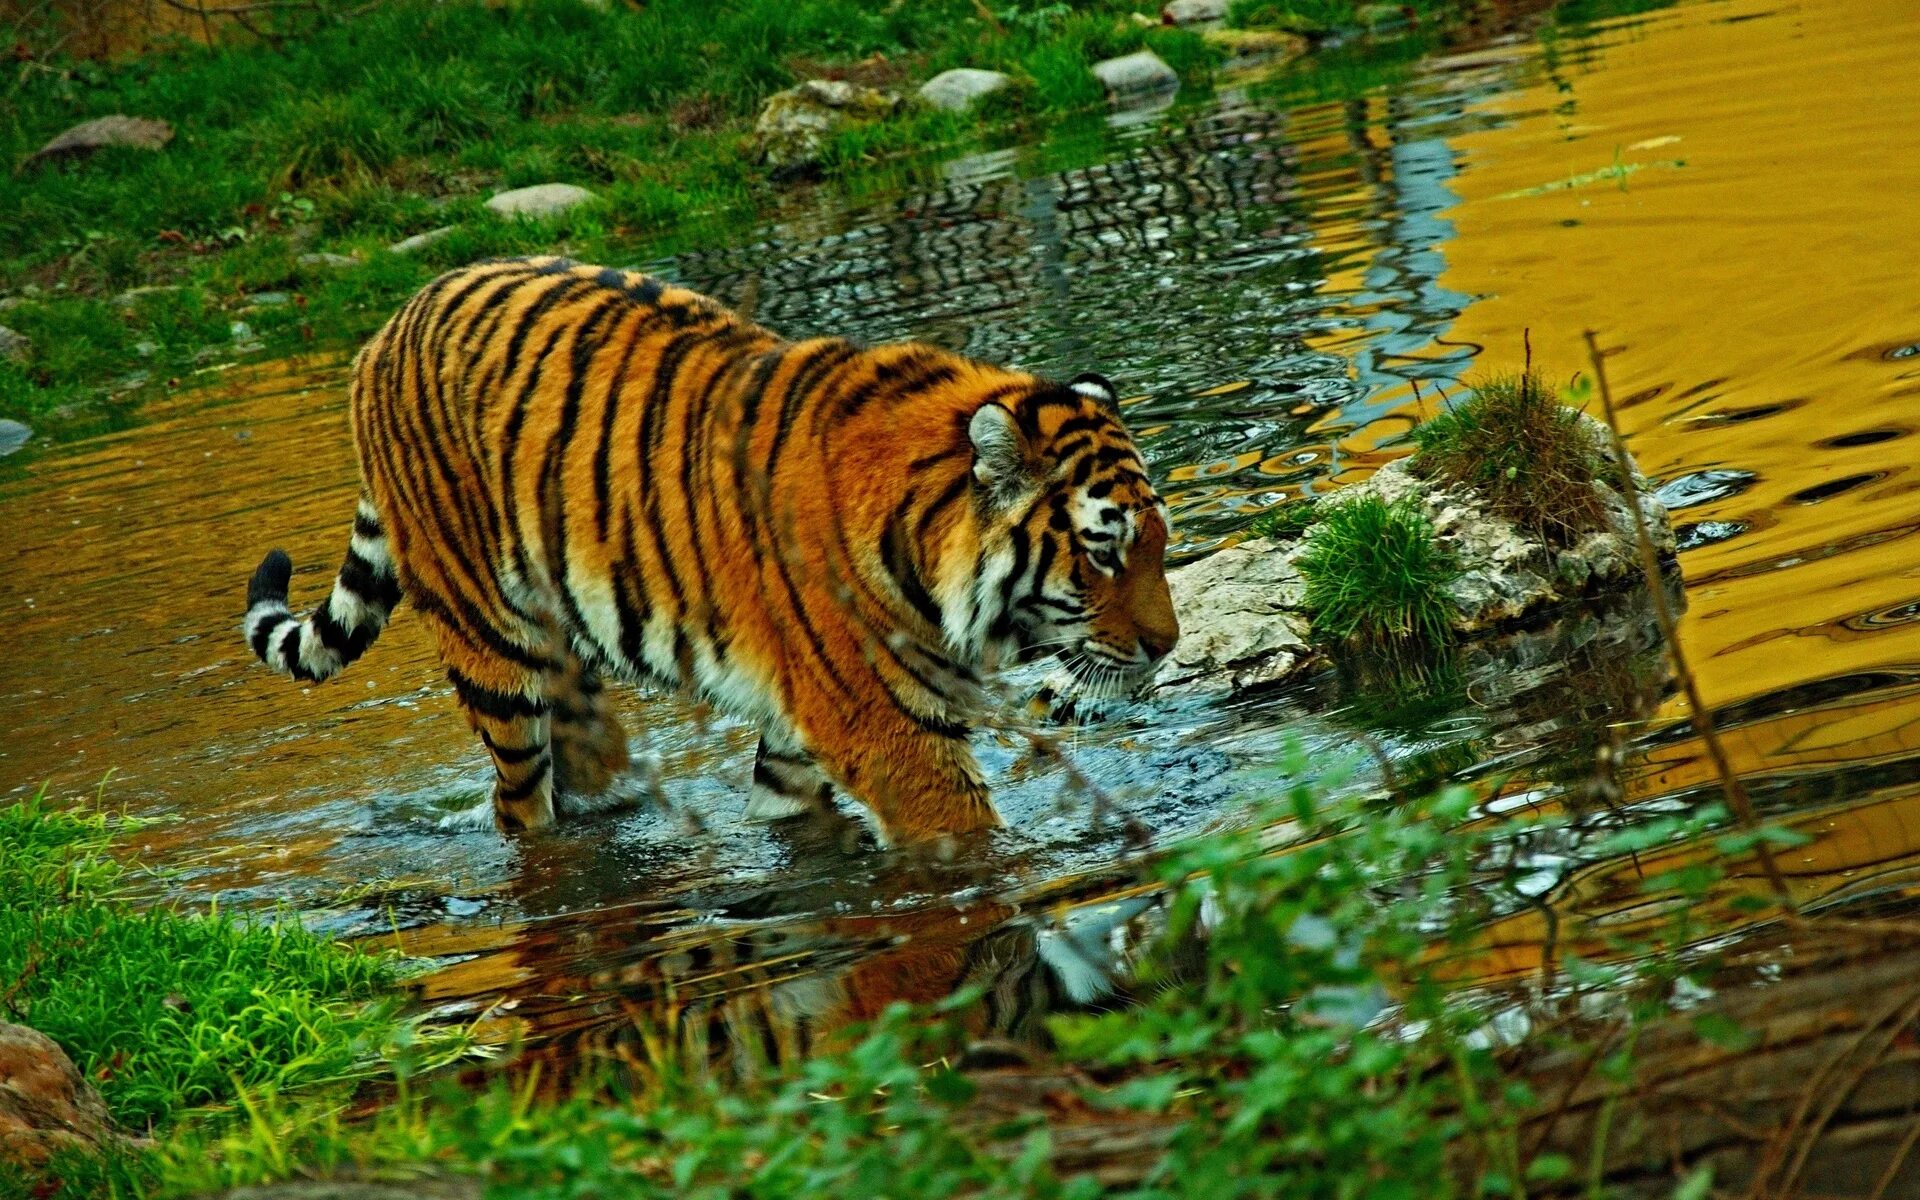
xmin=243 ymin=494 xmax=403 ymax=683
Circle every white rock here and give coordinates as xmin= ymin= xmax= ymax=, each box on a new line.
xmin=0 ymin=419 xmax=31 ymax=457
xmin=485 ymin=183 xmax=598 ymax=220
xmin=28 ymin=115 xmax=173 ymax=166
xmin=112 ymin=285 xmax=179 ymax=309
xmin=1162 ymin=0 xmax=1228 ymax=24
xmin=297 ymin=252 xmax=360 ymax=269
xmin=388 ymin=226 xmax=456 ymax=255
xmin=918 ymin=68 xmax=1012 ymax=112
xmin=1154 ymin=540 xmax=1314 ymax=693
xmin=0 ymin=326 xmax=29 ymax=365
xmin=1091 ymin=50 xmax=1180 ymax=100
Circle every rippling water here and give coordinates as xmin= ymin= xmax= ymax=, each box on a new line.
xmin=4 ymin=0 xmax=1918 ymax=1069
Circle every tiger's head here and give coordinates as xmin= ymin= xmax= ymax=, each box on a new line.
xmin=961 ymin=373 xmax=1179 ymax=694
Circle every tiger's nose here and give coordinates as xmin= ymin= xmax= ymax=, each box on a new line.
xmin=1140 ymin=627 xmax=1177 ymax=663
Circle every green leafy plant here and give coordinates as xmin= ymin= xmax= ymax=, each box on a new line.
xmin=1297 ymin=492 xmax=1461 ymax=649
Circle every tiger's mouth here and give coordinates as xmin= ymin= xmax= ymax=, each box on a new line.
xmin=1055 ymin=643 xmax=1158 ymax=698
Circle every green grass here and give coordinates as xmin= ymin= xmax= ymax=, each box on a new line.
xmin=0 ymin=792 xmax=414 ymax=1133
xmin=1410 ymin=372 xmax=1609 ymax=546
xmin=1298 ymin=492 xmax=1460 ymax=649
xmin=1247 ymin=497 xmax=1318 ymax=540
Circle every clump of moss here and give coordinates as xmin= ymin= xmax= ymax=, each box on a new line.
xmin=1297 ymin=493 xmax=1459 ymax=649
xmin=1247 ymin=497 xmax=1318 ymax=540
xmin=1410 ymin=371 xmax=1608 ymax=546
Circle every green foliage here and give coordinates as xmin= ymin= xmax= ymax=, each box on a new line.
xmin=1410 ymin=372 xmax=1609 ymax=546
xmin=1246 ymin=497 xmax=1317 ymax=540
xmin=1298 ymin=493 xmax=1460 ymax=649
xmin=0 ymin=793 xmax=412 ymax=1131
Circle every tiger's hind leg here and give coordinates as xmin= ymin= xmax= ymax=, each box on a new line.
xmin=744 ymin=729 xmax=836 ymax=822
xmin=548 ymin=656 xmax=633 ymax=815
xmin=422 ymin=613 xmax=560 ymax=834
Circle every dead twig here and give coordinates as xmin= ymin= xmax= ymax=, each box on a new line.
xmin=1580 ymin=330 xmax=1796 ymax=913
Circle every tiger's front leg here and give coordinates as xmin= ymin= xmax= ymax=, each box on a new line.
xmin=744 ymin=728 xmax=836 ymax=822
xmin=810 ymin=714 xmax=1004 ymax=847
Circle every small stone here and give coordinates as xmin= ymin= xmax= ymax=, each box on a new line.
xmin=0 ymin=326 xmax=29 ymax=365
xmin=246 ymin=291 xmax=292 ymax=308
xmin=388 ymin=226 xmax=457 ymax=255
xmin=444 ymin=896 xmax=485 ymax=917
xmin=0 ymin=1022 xmax=137 ymax=1167
xmin=27 ymin=115 xmax=173 ymax=167
xmin=1202 ymin=27 xmax=1309 ymax=68
xmin=1090 ymin=50 xmax=1180 ymax=102
xmin=113 ymin=284 xmax=180 ymax=310
xmin=297 ymin=252 xmax=360 ymax=270
xmin=754 ymin=80 xmax=902 ymax=177
xmin=484 ymin=183 xmax=597 ymax=220
xmin=229 ymin=320 xmax=254 ymax=342
xmin=917 ymin=68 xmax=1012 ymax=112
xmin=133 ymin=341 xmax=159 ymax=357
xmin=0 ymin=420 xmax=31 ymax=457
xmin=0 ymin=297 xmax=23 ymax=313
xmin=1162 ymin=0 xmax=1228 ymax=24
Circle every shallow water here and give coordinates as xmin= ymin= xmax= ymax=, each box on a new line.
xmin=5 ymin=0 xmax=1919 ymax=1065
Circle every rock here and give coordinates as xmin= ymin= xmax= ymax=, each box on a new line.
xmin=0 ymin=1022 xmax=133 ymax=1168
xmin=1153 ymin=541 xmax=1315 ymax=693
xmin=113 ymin=284 xmax=180 ymax=310
xmin=245 ymin=291 xmax=292 ymax=308
xmin=388 ymin=226 xmax=456 ymax=255
xmin=484 ymin=183 xmax=598 ymax=220
xmin=0 ymin=420 xmax=31 ymax=457
xmin=0 ymin=297 xmax=23 ymax=313
xmin=1162 ymin=0 xmax=1228 ymax=24
xmin=133 ymin=341 xmax=159 ymax=358
xmin=1202 ymin=28 xmax=1309 ymax=69
xmin=297 ymin=252 xmax=360 ymax=270
xmin=0 ymin=326 xmax=29 ymax=365
xmin=1091 ymin=50 xmax=1181 ymax=103
xmin=918 ymin=68 xmax=1012 ymax=112
xmin=754 ymin=80 xmax=902 ymax=177
xmin=1338 ymin=412 xmax=1673 ymax=634
xmin=27 ymin=115 xmax=173 ymax=167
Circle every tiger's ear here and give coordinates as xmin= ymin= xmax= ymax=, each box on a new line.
xmin=968 ymin=402 xmax=1032 ymax=497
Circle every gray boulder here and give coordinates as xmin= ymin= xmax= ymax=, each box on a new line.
xmin=1154 ymin=540 xmax=1314 ymax=693
xmin=1161 ymin=0 xmax=1228 ymax=24
xmin=0 ymin=420 xmax=31 ymax=457
xmin=388 ymin=226 xmax=456 ymax=255
xmin=754 ymin=80 xmax=902 ymax=176
xmin=0 ymin=326 xmax=29 ymax=365
xmin=918 ymin=68 xmax=1012 ymax=112
xmin=0 ymin=1023 xmax=140 ymax=1168
xmin=297 ymin=251 xmax=360 ymax=270
xmin=485 ymin=183 xmax=598 ymax=220
xmin=1091 ymin=50 xmax=1180 ymax=101
xmin=27 ymin=115 xmax=173 ymax=166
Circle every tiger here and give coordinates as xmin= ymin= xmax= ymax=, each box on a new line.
xmin=240 ymin=256 xmax=1178 ymax=846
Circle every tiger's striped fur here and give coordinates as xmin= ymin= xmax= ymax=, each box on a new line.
xmin=240 ymin=256 xmax=1177 ymax=845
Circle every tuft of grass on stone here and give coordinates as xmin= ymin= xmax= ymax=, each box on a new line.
xmin=1247 ymin=497 xmax=1317 ymax=540
xmin=0 ymin=792 xmax=410 ymax=1131
xmin=1410 ymin=371 xmax=1608 ymax=546
xmin=1297 ymin=493 xmax=1459 ymax=649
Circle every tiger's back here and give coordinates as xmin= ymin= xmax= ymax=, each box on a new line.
xmin=243 ymin=256 xmax=1178 ymax=846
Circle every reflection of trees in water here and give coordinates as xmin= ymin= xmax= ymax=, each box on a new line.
xmin=653 ymin=92 xmax=1490 ymax=546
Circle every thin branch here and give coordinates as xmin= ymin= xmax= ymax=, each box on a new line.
xmin=1580 ymin=330 xmax=1796 ymax=913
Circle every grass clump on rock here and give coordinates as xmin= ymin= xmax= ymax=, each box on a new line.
xmin=0 ymin=793 xmax=410 ymax=1132
xmin=1410 ymin=371 xmax=1609 ymax=545
xmin=1297 ymin=493 xmax=1459 ymax=649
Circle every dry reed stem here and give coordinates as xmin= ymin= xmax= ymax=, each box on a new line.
xmin=1580 ymin=330 xmax=1796 ymax=913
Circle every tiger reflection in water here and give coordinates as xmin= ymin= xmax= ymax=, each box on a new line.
xmin=485 ymin=891 xmax=1169 ymax=1080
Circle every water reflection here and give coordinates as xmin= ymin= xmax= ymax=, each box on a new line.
xmin=4 ymin=0 xmax=1920 ymax=1066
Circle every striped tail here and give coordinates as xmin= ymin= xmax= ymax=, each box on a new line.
xmin=243 ymin=496 xmax=403 ymax=683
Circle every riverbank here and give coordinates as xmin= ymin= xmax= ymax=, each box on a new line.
xmin=3 ymin=0 xmax=1593 ymax=444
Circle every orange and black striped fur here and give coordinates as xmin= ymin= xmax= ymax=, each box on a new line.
xmin=241 ymin=257 xmax=1178 ymax=845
